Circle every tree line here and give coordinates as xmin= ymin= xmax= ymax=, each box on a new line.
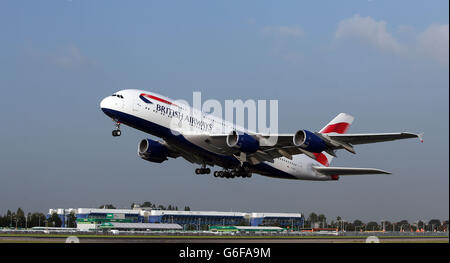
xmin=0 ymin=202 xmax=192 ymax=228
xmin=0 ymin=208 xmax=64 ymax=228
xmin=0 ymin=208 xmax=45 ymax=228
xmin=304 ymin=212 xmax=449 ymax=232
xmin=1 ymin=207 xmax=447 ymax=232
xmin=0 ymin=208 xmax=76 ymax=228
xmin=129 ymin=201 xmax=191 ymax=211
xmin=97 ymin=202 xmax=191 ymax=211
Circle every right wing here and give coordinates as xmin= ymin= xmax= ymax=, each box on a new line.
xmin=199 ymin=131 xmax=423 ymax=165
xmin=323 ymin=132 xmax=423 ymax=145
xmin=245 ymin=132 xmax=422 ymax=164
xmin=183 ymin=111 xmax=422 ymax=165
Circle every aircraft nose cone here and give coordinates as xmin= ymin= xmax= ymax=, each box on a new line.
xmin=100 ymin=97 xmax=110 ymax=110
xmin=100 ymin=96 xmax=118 ymax=119
xmin=100 ymin=97 xmax=115 ymax=117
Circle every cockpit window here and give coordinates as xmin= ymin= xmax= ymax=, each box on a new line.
xmin=112 ymin=94 xmax=124 ymax=99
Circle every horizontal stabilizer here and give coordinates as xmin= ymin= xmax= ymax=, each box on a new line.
xmin=313 ymin=166 xmax=391 ymax=176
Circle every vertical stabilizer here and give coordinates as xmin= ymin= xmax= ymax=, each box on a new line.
xmin=314 ymin=113 xmax=354 ymax=166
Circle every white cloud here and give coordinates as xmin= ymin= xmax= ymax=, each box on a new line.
xmin=49 ymin=45 xmax=94 ymax=68
xmin=417 ymin=24 xmax=449 ymax=66
xmin=397 ymin=24 xmax=415 ymax=35
xmin=335 ymin=14 xmax=406 ymax=54
xmin=262 ymin=25 xmax=305 ymax=38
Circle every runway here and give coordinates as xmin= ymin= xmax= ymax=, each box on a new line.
xmin=0 ymin=235 xmax=447 ymax=243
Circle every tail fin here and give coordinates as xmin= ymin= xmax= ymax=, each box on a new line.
xmin=319 ymin=113 xmax=354 ymax=134
xmin=315 ymin=113 xmax=354 ymax=166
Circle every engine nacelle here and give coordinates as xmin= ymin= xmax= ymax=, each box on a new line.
xmin=293 ymin=130 xmax=327 ymax=153
xmin=226 ymin=131 xmax=260 ymax=153
xmin=138 ymin=139 xmax=169 ymax=163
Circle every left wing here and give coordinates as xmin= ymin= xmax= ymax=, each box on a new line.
xmin=313 ymin=166 xmax=391 ymax=176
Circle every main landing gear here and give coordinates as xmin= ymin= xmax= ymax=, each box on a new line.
xmin=195 ymin=163 xmax=252 ymax=178
xmin=213 ymin=167 xmax=252 ymax=179
xmin=195 ymin=168 xmax=211 ymax=174
xmin=195 ymin=163 xmax=211 ymax=175
xmin=112 ymin=120 xmax=121 ymax=137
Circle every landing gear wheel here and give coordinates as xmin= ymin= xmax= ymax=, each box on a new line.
xmin=195 ymin=167 xmax=211 ymax=175
xmin=112 ymin=130 xmax=121 ymax=137
xmin=111 ymin=120 xmax=121 ymax=137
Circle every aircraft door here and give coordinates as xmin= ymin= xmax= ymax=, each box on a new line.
xmin=133 ymin=95 xmax=142 ymax=112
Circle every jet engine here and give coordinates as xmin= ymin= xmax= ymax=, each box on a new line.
xmin=293 ymin=130 xmax=327 ymax=153
xmin=226 ymin=131 xmax=260 ymax=153
xmin=138 ymin=139 xmax=169 ymax=163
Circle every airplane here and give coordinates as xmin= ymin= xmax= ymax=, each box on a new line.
xmin=100 ymin=89 xmax=423 ymax=181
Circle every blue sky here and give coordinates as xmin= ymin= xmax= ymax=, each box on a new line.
xmin=0 ymin=0 xmax=448 ymax=222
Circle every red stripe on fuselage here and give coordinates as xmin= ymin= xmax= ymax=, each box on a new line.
xmin=321 ymin=122 xmax=350 ymax=134
xmin=313 ymin=153 xmax=329 ymax=167
xmin=140 ymin=93 xmax=176 ymax=106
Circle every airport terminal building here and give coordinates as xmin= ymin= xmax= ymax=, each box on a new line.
xmin=48 ymin=208 xmax=304 ymax=231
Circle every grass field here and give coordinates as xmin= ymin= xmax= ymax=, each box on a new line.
xmin=0 ymin=233 xmax=446 ymax=238
xmin=0 ymin=233 xmax=447 ymax=243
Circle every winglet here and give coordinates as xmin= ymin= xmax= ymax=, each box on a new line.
xmin=417 ymin=132 xmax=424 ymax=143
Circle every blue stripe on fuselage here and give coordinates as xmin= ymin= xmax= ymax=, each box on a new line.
xmin=101 ymin=108 xmax=297 ymax=179
xmin=139 ymin=95 xmax=153 ymax=104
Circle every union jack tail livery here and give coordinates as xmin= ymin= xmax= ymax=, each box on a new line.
xmin=319 ymin=113 xmax=354 ymax=134
xmin=315 ymin=113 xmax=355 ymax=166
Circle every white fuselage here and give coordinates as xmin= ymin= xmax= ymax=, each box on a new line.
xmin=100 ymin=89 xmax=332 ymax=181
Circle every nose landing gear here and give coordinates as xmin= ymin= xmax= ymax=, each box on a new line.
xmin=112 ymin=120 xmax=121 ymax=137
